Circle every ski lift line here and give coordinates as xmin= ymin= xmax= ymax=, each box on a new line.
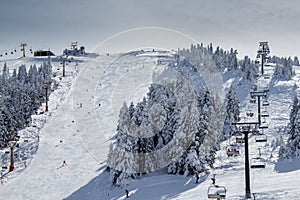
xmin=0 ymin=43 xmax=32 ymax=58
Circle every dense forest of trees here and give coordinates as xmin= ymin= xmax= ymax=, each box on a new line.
xmin=107 ymin=44 xmax=235 ymax=186
xmin=107 ymin=42 xmax=298 ymax=186
xmin=0 ymin=62 xmax=52 ymax=148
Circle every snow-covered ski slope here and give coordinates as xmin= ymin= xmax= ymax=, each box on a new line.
xmin=1 ymin=51 xmax=300 ymax=200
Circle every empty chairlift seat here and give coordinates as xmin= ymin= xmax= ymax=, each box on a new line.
xmin=255 ymin=134 xmax=267 ymax=142
xmin=250 ymin=157 xmax=266 ymax=168
xmin=261 ymin=111 xmax=269 ymax=118
xmin=207 ymin=185 xmax=227 ymax=199
xmin=262 ymin=100 xmax=270 ymax=106
xmin=259 ymin=122 xmax=268 ymax=129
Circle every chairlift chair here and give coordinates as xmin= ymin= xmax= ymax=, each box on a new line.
xmin=252 ymin=130 xmax=260 ymax=135
xmin=250 ymin=157 xmax=266 ymax=168
xmin=207 ymin=185 xmax=227 ymax=199
xmin=261 ymin=113 xmax=269 ymax=117
xmin=255 ymin=134 xmax=267 ymax=142
xmin=261 ymin=111 xmax=269 ymax=118
xmin=236 ymin=136 xmax=245 ymax=143
xmin=262 ymin=100 xmax=270 ymax=106
xmin=259 ymin=124 xmax=268 ymax=129
xmin=226 ymin=147 xmax=239 ymax=157
xmin=246 ymin=110 xmax=254 ymax=117
xmin=250 ymin=98 xmax=256 ymax=103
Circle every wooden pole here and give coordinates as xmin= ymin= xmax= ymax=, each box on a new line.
xmin=62 ymin=59 xmax=66 ymax=77
xmin=8 ymin=141 xmax=18 ymax=172
xmin=9 ymin=146 xmax=14 ymax=172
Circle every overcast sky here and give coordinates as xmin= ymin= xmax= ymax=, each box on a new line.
xmin=0 ymin=0 xmax=299 ymax=59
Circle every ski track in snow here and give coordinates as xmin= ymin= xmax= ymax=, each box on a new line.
xmin=0 ymin=54 xmax=300 ymax=199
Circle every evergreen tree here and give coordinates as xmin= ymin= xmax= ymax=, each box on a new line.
xmin=279 ymin=95 xmax=300 ymax=159
xmin=293 ymin=56 xmax=300 ymax=66
xmin=223 ymin=85 xmax=240 ymax=139
xmin=273 ymin=57 xmax=295 ymax=80
xmin=167 ymin=89 xmax=218 ymax=176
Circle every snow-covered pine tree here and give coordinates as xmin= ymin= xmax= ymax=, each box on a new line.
xmin=279 ymin=94 xmax=300 ymax=159
xmin=290 ymin=95 xmax=299 ymax=126
xmin=240 ymin=56 xmax=257 ymax=81
xmin=227 ymin=48 xmax=238 ymax=71
xmin=274 ymin=57 xmax=295 ymax=80
xmin=167 ymin=89 xmax=216 ymax=176
xmin=223 ymin=85 xmax=240 ymax=139
xmin=294 ymin=56 xmax=300 ymax=66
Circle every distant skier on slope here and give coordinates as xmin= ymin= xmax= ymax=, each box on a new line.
xmin=195 ymin=173 xmax=199 ymax=183
xmin=62 ymin=160 xmax=67 ymax=166
xmin=125 ymin=189 xmax=129 ymax=198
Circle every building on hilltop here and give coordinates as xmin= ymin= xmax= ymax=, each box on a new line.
xmin=63 ymin=42 xmax=85 ymax=56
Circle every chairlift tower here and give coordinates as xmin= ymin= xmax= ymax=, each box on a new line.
xmin=256 ymin=42 xmax=270 ymax=75
xmin=60 ymin=57 xmax=72 ymax=77
xmin=8 ymin=138 xmax=19 ymax=172
xmin=43 ymin=82 xmax=51 ymax=112
xmin=250 ymin=89 xmax=269 ymax=125
xmin=231 ymin=122 xmax=259 ymax=199
xmin=20 ymin=43 xmax=27 ymax=57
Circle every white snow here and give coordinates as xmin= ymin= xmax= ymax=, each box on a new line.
xmin=1 ymin=51 xmax=300 ymax=200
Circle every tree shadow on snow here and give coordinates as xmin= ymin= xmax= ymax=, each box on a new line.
xmin=64 ymin=169 xmax=208 ymax=200
xmin=274 ymin=158 xmax=300 ymax=173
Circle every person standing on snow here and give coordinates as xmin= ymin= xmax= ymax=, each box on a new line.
xmin=62 ymin=160 xmax=67 ymax=166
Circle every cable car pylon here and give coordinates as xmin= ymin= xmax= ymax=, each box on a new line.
xmin=20 ymin=42 xmax=27 ymax=57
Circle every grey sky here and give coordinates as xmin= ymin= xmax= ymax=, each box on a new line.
xmin=0 ymin=0 xmax=299 ymax=59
